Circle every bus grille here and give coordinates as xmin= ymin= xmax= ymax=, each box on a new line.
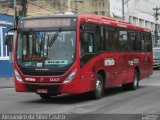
xmin=20 ymin=68 xmax=65 ymax=76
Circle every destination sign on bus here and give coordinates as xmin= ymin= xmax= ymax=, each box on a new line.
xmin=20 ymin=18 xmax=76 ymax=29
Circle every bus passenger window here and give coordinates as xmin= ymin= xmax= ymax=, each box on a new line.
xmin=119 ymin=30 xmax=128 ymax=51
xmin=136 ymin=32 xmax=141 ymax=51
xmin=105 ymin=27 xmax=118 ymax=51
xmin=145 ymin=33 xmax=152 ymax=52
xmin=94 ymin=26 xmax=103 ymax=52
xmin=140 ymin=33 xmax=145 ymax=51
xmin=128 ymin=31 xmax=136 ymax=51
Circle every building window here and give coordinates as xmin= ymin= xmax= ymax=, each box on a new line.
xmin=0 ymin=27 xmax=13 ymax=60
xmin=133 ymin=17 xmax=137 ymax=26
xmin=139 ymin=19 xmax=143 ymax=27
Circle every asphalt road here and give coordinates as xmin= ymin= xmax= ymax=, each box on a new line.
xmin=0 ymin=70 xmax=160 ymax=120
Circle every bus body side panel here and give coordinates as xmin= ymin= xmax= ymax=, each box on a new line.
xmin=138 ymin=52 xmax=153 ymax=80
xmin=79 ymin=52 xmax=152 ymax=92
xmin=79 ymin=52 xmax=135 ymax=91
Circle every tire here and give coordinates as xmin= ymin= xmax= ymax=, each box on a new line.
xmin=122 ymin=70 xmax=139 ymax=90
xmin=91 ymin=74 xmax=104 ymax=99
xmin=39 ymin=94 xmax=51 ymax=99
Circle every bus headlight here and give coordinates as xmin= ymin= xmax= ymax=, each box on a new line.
xmin=15 ymin=70 xmax=23 ymax=82
xmin=63 ymin=70 xmax=77 ymax=83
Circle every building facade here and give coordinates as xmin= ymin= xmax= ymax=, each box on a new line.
xmin=0 ymin=0 xmax=110 ymax=16
xmin=0 ymin=13 xmax=13 ymax=77
xmin=106 ymin=0 xmax=160 ymax=47
xmin=109 ymin=0 xmax=123 ymax=19
xmin=124 ymin=0 xmax=160 ymax=46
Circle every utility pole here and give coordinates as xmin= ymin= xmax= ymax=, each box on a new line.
xmin=21 ymin=0 xmax=27 ymax=17
xmin=14 ymin=0 xmax=17 ymax=27
xmin=153 ymin=7 xmax=160 ymax=47
xmin=122 ymin=0 xmax=125 ymax=20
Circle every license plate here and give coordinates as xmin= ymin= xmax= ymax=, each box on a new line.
xmin=37 ymin=89 xmax=48 ymax=94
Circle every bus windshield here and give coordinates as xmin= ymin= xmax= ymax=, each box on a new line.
xmin=16 ymin=30 xmax=76 ymax=68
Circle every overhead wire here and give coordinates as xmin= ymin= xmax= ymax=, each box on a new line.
xmin=142 ymin=0 xmax=160 ymax=8
xmin=126 ymin=0 xmax=159 ymax=17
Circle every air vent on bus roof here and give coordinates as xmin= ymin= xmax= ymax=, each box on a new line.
xmin=118 ymin=20 xmax=131 ymax=25
xmin=102 ymin=16 xmax=131 ymax=25
xmin=102 ymin=17 xmax=117 ymax=22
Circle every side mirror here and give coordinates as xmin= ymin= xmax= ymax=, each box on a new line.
xmin=5 ymin=28 xmax=17 ymax=63
xmin=5 ymin=34 xmax=14 ymax=63
xmin=5 ymin=35 xmax=13 ymax=52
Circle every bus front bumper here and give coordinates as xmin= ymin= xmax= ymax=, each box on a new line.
xmin=15 ymin=78 xmax=83 ymax=94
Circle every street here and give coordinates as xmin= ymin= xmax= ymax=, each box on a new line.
xmin=0 ymin=70 xmax=160 ymax=119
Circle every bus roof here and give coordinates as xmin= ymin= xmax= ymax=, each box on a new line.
xmin=20 ymin=14 xmax=76 ymax=20
xmin=19 ymin=14 xmax=151 ymax=32
xmin=78 ymin=14 xmax=151 ymax=32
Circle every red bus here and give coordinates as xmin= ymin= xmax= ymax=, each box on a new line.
xmin=6 ymin=14 xmax=153 ymax=99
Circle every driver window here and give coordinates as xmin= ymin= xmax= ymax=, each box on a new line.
xmin=80 ymin=32 xmax=94 ymax=57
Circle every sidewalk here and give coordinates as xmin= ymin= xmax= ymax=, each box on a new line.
xmin=0 ymin=77 xmax=14 ymax=88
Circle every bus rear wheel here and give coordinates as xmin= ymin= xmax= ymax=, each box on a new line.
xmin=91 ymin=74 xmax=104 ymax=99
xmin=122 ymin=70 xmax=139 ymax=90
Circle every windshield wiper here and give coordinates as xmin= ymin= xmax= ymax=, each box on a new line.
xmin=48 ymin=28 xmax=62 ymax=47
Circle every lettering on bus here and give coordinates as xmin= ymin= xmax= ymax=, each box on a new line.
xmin=104 ymin=58 xmax=115 ymax=66
xmin=134 ymin=59 xmax=139 ymax=64
xmin=25 ymin=77 xmax=36 ymax=82
xmin=45 ymin=60 xmax=68 ymax=65
xmin=128 ymin=60 xmax=134 ymax=66
xmin=85 ymin=18 xmax=102 ymax=24
xmin=50 ymin=78 xmax=60 ymax=82
xmin=21 ymin=18 xmax=75 ymax=29
xmin=23 ymin=55 xmax=42 ymax=61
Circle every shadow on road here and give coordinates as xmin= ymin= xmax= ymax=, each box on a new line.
xmin=22 ymin=85 xmax=148 ymax=104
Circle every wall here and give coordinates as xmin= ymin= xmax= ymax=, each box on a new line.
xmin=0 ymin=14 xmax=13 ymax=77
xmin=110 ymin=0 xmax=122 ymax=19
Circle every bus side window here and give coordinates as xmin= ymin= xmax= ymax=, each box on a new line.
xmin=140 ymin=32 xmax=145 ymax=52
xmin=118 ymin=30 xmax=128 ymax=51
xmin=128 ymin=30 xmax=136 ymax=51
xmin=80 ymin=32 xmax=94 ymax=57
xmin=105 ymin=27 xmax=118 ymax=51
xmin=94 ymin=25 xmax=103 ymax=52
xmin=136 ymin=32 xmax=141 ymax=51
xmin=144 ymin=32 xmax=152 ymax=52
